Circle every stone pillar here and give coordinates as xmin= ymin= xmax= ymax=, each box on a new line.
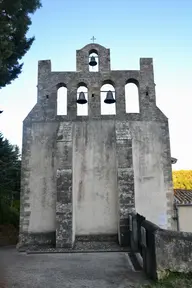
xmin=116 ymin=121 xmax=135 ymax=246
xmin=37 ymin=60 xmax=51 ymax=102
xmin=89 ymin=86 xmax=100 ymax=118
xmin=115 ymin=84 xmax=126 ymax=118
xmin=56 ymin=122 xmax=73 ymax=248
xmin=139 ymin=58 xmax=156 ymax=118
xmin=17 ymin=123 xmax=32 ymax=250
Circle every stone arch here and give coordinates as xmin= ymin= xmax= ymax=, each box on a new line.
xmin=100 ymin=80 xmax=116 ymax=115
xmin=125 ymin=79 xmax=140 ymax=113
xmin=77 ymin=83 xmax=88 ymax=116
xmin=102 ymin=79 xmax=116 ymax=88
xmin=57 ymin=82 xmax=67 ymax=89
xmin=89 ymin=48 xmax=98 ymax=55
xmin=57 ymin=83 xmax=67 ymax=115
xmin=77 ymin=82 xmax=88 ymax=89
xmin=126 ymin=78 xmax=139 ymax=88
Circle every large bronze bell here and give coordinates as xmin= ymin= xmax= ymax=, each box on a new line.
xmin=89 ymin=56 xmax=97 ymax=66
xmin=77 ymin=91 xmax=87 ymax=104
xmin=104 ymin=90 xmax=116 ymax=104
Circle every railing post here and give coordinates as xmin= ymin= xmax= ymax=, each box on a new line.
xmin=141 ymin=220 xmax=160 ymax=280
xmin=137 ymin=214 xmax=146 ymax=256
xmin=129 ymin=212 xmax=139 ymax=252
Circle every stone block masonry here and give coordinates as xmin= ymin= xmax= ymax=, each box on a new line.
xmin=116 ymin=121 xmax=135 ymax=246
xmin=56 ymin=122 xmax=73 ymax=248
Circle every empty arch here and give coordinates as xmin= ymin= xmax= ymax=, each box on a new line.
xmin=89 ymin=49 xmax=98 ymax=55
xmin=77 ymin=84 xmax=88 ymax=116
xmin=100 ymin=82 xmax=116 ymax=115
xmin=125 ymin=80 xmax=140 ymax=113
xmin=77 ymin=82 xmax=88 ymax=89
xmin=57 ymin=84 xmax=67 ymax=115
xmin=89 ymin=50 xmax=99 ymax=72
xmin=102 ymin=79 xmax=115 ymax=87
xmin=126 ymin=78 xmax=139 ymax=87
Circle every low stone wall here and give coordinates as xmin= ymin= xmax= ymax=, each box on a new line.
xmin=0 ymin=225 xmax=18 ymax=246
xmin=128 ymin=212 xmax=192 ymax=280
xmin=17 ymin=231 xmax=56 ymax=251
xmin=155 ymin=229 xmax=192 ymax=278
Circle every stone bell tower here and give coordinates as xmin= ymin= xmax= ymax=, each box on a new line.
xmin=18 ymin=42 xmax=174 ymax=250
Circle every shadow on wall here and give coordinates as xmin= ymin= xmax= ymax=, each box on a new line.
xmin=0 ymin=225 xmax=18 ymax=247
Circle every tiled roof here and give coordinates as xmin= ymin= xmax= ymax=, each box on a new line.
xmin=174 ymin=189 xmax=192 ymax=205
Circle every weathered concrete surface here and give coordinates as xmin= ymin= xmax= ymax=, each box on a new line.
xmin=73 ymin=120 xmax=118 ymax=235
xmin=21 ymin=122 xmax=58 ymax=234
xmin=177 ymin=206 xmax=192 ymax=232
xmin=0 ymin=248 xmax=149 ymax=287
xmin=155 ymin=229 xmax=192 ymax=278
xmin=131 ymin=121 xmax=171 ymax=229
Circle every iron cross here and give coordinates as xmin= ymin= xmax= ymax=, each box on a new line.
xmin=91 ymin=36 xmax=96 ymax=43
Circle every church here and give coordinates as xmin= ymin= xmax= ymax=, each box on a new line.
xmin=18 ymin=42 xmax=174 ymax=250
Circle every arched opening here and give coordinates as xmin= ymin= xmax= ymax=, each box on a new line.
xmin=89 ymin=49 xmax=99 ymax=72
xmin=125 ymin=81 xmax=140 ymax=113
xmin=77 ymin=84 xmax=88 ymax=116
xmin=57 ymin=84 xmax=67 ymax=115
xmin=100 ymin=82 xmax=116 ymax=115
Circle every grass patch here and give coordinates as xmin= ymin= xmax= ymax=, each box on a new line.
xmin=143 ymin=271 xmax=192 ymax=288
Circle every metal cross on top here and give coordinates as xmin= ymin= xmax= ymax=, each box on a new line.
xmin=91 ymin=36 xmax=96 ymax=43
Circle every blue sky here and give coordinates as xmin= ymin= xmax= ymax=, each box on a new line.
xmin=0 ymin=0 xmax=192 ymax=170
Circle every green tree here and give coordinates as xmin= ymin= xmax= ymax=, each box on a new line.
xmin=0 ymin=133 xmax=21 ymax=226
xmin=0 ymin=0 xmax=42 ymax=89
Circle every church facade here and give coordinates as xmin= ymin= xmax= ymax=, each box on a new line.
xmin=18 ymin=43 xmax=174 ymax=250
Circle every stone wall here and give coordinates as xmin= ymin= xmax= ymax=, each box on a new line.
xmin=56 ymin=122 xmax=73 ymax=248
xmin=131 ymin=121 xmax=172 ymax=229
xmin=18 ymin=42 xmax=174 ymax=250
xmin=116 ymin=121 xmax=134 ymax=245
xmin=73 ymin=120 xmax=118 ymax=236
xmin=129 ymin=212 xmax=192 ymax=280
xmin=155 ymin=229 xmax=192 ymax=278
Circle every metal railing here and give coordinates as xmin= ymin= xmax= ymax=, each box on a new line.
xmin=128 ymin=211 xmax=160 ymax=280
